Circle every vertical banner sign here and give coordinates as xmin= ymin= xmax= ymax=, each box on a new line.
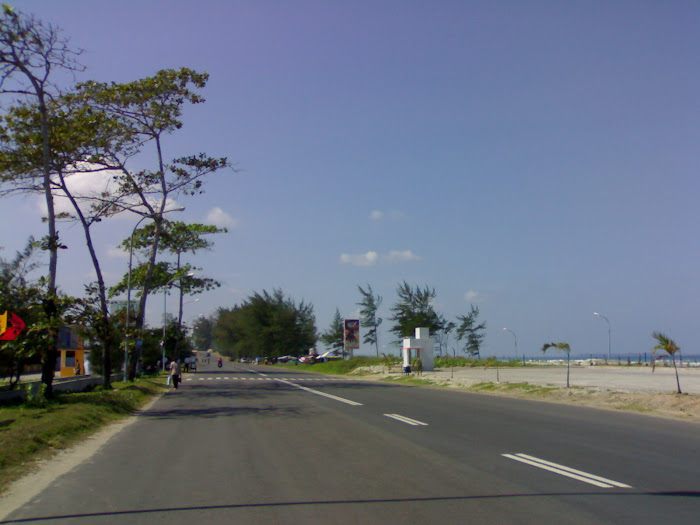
xmin=344 ymin=319 xmax=360 ymax=356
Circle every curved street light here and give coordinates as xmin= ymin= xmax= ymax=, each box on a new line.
xmin=593 ymin=312 xmax=611 ymax=361
xmin=124 ymin=207 xmax=185 ymax=378
xmin=162 ymin=271 xmax=195 ymax=370
xmin=502 ymin=328 xmax=518 ymax=361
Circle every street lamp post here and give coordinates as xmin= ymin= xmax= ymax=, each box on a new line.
xmin=125 ymin=207 xmax=184 ymax=379
xmin=162 ymin=272 xmax=194 ymax=370
xmin=593 ymin=312 xmax=611 ymax=361
xmin=124 ymin=215 xmax=149 ymax=380
xmin=502 ymin=328 xmax=518 ymax=361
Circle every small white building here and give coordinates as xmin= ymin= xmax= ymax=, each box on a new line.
xmin=402 ymin=327 xmax=435 ymax=371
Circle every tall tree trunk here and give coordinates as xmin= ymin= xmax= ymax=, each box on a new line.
xmin=131 ymin=218 xmax=163 ymax=380
xmin=672 ymin=355 xmax=682 ymax=394
xmin=59 ymin=178 xmax=114 ymax=388
xmin=176 ymin=252 xmax=184 ymax=326
xmin=38 ymin=93 xmax=59 ymax=398
xmin=10 ymin=359 xmax=23 ymax=390
xmin=131 ymin=137 xmax=169 ymax=379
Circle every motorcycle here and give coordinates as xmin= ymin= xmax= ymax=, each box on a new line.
xmin=217 ymin=359 xmax=223 ymax=368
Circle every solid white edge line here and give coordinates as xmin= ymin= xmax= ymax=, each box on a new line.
xmin=515 ymin=454 xmax=632 ymax=488
xmin=384 ymin=414 xmax=429 ymax=426
xmin=276 ymin=379 xmax=363 ymax=406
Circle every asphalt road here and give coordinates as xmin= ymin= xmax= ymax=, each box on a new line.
xmin=1 ymin=360 xmax=699 ymax=524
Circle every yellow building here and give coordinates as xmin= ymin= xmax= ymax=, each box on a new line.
xmin=56 ymin=325 xmax=86 ymax=377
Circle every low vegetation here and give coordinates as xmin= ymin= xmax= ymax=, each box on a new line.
xmin=383 ymin=376 xmax=440 ymax=386
xmin=0 ymin=377 xmax=167 ymax=492
xmin=278 ymin=356 xmax=385 ymax=375
xmin=434 ymin=356 xmax=525 ymax=368
xmin=470 ymin=381 xmax=560 ymax=395
xmin=276 ymin=355 xmax=528 ymax=374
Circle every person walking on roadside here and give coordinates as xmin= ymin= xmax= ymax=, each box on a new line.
xmin=169 ymin=359 xmax=182 ymax=389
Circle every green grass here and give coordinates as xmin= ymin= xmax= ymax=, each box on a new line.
xmin=276 ymin=356 xmax=389 ymax=375
xmin=469 ymin=381 xmax=560 ymax=395
xmin=0 ymin=377 xmax=167 ymax=492
xmin=433 ymin=356 xmax=524 ymax=368
xmin=382 ymin=375 xmax=440 ymax=387
xmin=614 ymin=403 xmax=652 ymax=413
xmin=275 ymin=355 xmax=531 ymax=375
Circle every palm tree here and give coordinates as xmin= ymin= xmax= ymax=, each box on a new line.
xmin=542 ymin=342 xmax=571 ymax=388
xmin=651 ymin=332 xmax=682 ymax=394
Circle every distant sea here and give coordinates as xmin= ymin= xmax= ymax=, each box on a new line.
xmin=514 ymin=353 xmax=700 ymax=364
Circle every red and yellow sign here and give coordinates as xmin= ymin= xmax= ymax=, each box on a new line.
xmin=344 ymin=319 xmax=360 ymax=351
xmin=0 ymin=311 xmax=25 ymax=341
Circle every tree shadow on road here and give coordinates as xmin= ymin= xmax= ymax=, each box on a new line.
xmin=3 ymin=491 xmax=699 ymax=523
xmin=140 ymin=404 xmax=304 ymax=420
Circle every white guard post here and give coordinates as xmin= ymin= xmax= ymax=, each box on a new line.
xmin=402 ymin=327 xmax=435 ymax=371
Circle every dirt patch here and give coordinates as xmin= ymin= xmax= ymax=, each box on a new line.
xmin=462 ymin=381 xmax=700 ymax=422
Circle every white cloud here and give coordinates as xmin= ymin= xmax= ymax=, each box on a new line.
xmin=382 ymin=250 xmax=421 ymax=263
xmin=206 ymin=207 xmax=238 ymax=228
xmin=369 ymin=210 xmax=405 ymax=221
xmin=106 ymin=245 xmax=128 ymax=259
xmin=36 ymin=165 xmax=184 ymax=219
xmin=36 ymin=169 xmax=116 ymax=216
xmin=340 ymin=251 xmax=379 ymax=267
xmin=464 ymin=290 xmax=485 ymax=303
xmin=340 ymin=250 xmax=421 ymax=266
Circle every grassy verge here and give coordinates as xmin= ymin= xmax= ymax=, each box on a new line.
xmin=469 ymin=381 xmax=561 ymax=395
xmin=434 ymin=356 xmax=525 ymax=368
xmin=382 ymin=375 xmax=441 ymax=387
xmin=274 ymin=356 xmax=532 ymax=375
xmin=276 ymin=356 xmax=388 ymax=375
xmin=0 ymin=377 xmax=167 ymax=493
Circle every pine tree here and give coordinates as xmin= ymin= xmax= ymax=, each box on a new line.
xmin=357 ymin=285 xmax=382 ymax=357
xmin=456 ymin=305 xmax=486 ymax=358
xmin=320 ymin=308 xmax=345 ymax=357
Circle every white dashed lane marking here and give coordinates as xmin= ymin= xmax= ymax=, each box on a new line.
xmin=384 ymin=414 xmax=428 ymax=426
xmin=503 ymin=453 xmax=632 ymax=488
xmin=274 ymin=378 xmax=363 ymax=406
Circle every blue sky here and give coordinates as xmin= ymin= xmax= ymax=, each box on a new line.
xmin=1 ymin=1 xmax=698 ymax=358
